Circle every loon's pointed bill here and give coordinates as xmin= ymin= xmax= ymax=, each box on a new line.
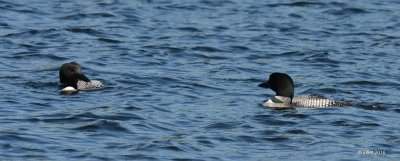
xmin=59 ymin=62 xmax=103 ymax=93
xmin=76 ymin=73 xmax=90 ymax=82
xmin=258 ymin=81 xmax=269 ymax=88
xmin=259 ymin=72 xmax=350 ymax=108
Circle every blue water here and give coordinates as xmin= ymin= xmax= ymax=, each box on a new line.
xmin=1 ymin=0 xmax=399 ymax=160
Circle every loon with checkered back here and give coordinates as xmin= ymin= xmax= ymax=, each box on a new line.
xmin=258 ymin=72 xmax=351 ymax=108
xmin=59 ymin=62 xmax=103 ymax=93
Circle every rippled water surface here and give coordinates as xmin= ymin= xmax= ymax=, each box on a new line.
xmin=1 ymin=0 xmax=399 ymax=160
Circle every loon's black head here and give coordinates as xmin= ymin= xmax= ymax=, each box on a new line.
xmin=59 ymin=62 xmax=90 ymax=89
xmin=258 ymin=72 xmax=294 ymax=103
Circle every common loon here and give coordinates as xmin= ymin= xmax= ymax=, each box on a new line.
xmin=258 ymin=72 xmax=350 ymax=108
xmin=59 ymin=62 xmax=103 ymax=93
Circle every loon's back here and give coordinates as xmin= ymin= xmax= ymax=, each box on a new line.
xmin=76 ymin=80 xmax=103 ymax=90
xmin=263 ymin=96 xmax=351 ymax=108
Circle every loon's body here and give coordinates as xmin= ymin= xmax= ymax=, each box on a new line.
xmin=259 ymin=73 xmax=350 ymax=108
xmin=59 ymin=62 xmax=103 ymax=93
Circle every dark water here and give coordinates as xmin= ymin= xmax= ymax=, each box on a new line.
xmin=1 ymin=0 xmax=399 ymax=160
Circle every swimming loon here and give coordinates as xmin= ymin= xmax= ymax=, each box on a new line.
xmin=258 ymin=72 xmax=350 ymax=108
xmin=59 ymin=62 xmax=103 ymax=93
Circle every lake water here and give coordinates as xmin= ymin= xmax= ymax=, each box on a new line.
xmin=0 ymin=0 xmax=399 ymax=160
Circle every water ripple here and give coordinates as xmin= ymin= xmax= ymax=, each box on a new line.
xmin=73 ymin=120 xmax=130 ymax=132
xmin=191 ymin=46 xmax=223 ymax=52
xmin=61 ymin=13 xmax=116 ymax=20
xmin=324 ymin=8 xmax=369 ymax=15
xmin=204 ymin=122 xmax=240 ymax=130
xmin=177 ymin=27 xmax=202 ymax=32
xmin=267 ymin=1 xmax=325 ymax=7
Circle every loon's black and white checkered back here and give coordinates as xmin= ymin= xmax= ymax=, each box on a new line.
xmin=292 ymin=96 xmax=350 ymax=108
xmin=77 ymin=80 xmax=103 ymax=90
xmin=264 ymin=96 xmax=351 ymax=108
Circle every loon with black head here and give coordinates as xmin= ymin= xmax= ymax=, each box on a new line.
xmin=258 ymin=72 xmax=350 ymax=108
xmin=59 ymin=62 xmax=103 ymax=93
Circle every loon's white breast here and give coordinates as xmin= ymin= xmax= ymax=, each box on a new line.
xmin=60 ymin=86 xmax=78 ymax=93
